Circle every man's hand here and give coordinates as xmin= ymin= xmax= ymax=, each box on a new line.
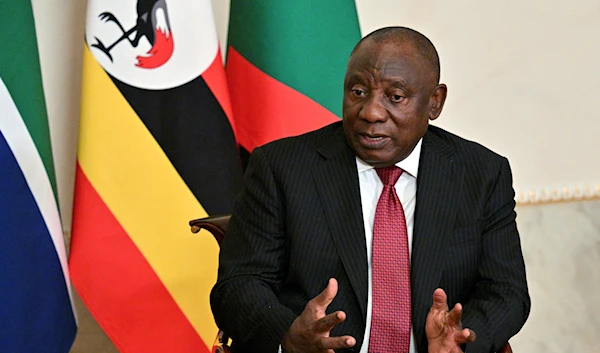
xmin=426 ymin=288 xmax=476 ymax=353
xmin=281 ymin=278 xmax=356 ymax=353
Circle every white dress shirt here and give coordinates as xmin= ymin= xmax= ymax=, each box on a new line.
xmin=357 ymin=138 xmax=422 ymax=353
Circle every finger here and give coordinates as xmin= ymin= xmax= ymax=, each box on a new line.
xmin=454 ymin=328 xmax=476 ymax=344
xmin=311 ymin=278 xmax=339 ymax=310
xmin=447 ymin=302 xmax=463 ymax=325
xmin=466 ymin=329 xmax=476 ymax=342
xmin=431 ymin=288 xmax=449 ymax=312
xmin=316 ymin=335 xmax=356 ymax=350
xmin=314 ymin=310 xmax=346 ymax=333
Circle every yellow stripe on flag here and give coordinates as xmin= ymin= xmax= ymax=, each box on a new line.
xmin=78 ymin=46 xmax=218 ymax=346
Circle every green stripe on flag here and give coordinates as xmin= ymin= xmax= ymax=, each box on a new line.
xmin=228 ymin=0 xmax=361 ymax=117
xmin=0 ymin=1 xmax=58 ymax=199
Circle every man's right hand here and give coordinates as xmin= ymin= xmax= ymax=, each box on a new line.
xmin=281 ymin=278 xmax=356 ymax=353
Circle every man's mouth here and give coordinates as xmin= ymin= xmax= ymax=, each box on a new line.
xmin=359 ymin=133 xmax=390 ymax=148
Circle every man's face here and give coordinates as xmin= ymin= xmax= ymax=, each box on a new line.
xmin=342 ymin=39 xmax=445 ymax=167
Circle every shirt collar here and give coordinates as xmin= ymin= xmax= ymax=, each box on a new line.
xmin=356 ymin=138 xmax=422 ymax=178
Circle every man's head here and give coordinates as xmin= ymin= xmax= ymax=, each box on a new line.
xmin=342 ymin=27 xmax=447 ymax=168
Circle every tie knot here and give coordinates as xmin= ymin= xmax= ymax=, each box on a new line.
xmin=376 ymin=166 xmax=403 ymax=186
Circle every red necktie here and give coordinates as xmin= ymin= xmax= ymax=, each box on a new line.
xmin=368 ymin=166 xmax=411 ymax=352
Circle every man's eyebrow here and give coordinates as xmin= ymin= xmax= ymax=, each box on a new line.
xmin=344 ymin=74 xmax=367 ymax=88
xmin=345 ymin=73 xmax=365 ymax=82
xmin=384 ymin=77 xmax=409 ymax=87
xmin=344 ymin=74 xmax=410 ymax=89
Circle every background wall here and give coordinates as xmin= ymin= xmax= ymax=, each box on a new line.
xmin=30 ymin=0 xmax=600 ymax=352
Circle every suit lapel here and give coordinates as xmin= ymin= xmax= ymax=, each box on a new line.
xmin=311 ymin=127 xmax=369 ymax=319
xmin=411 ymin=128 xmax=463 ymax=345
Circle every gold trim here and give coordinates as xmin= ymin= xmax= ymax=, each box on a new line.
xmin=516 ymin=184 xmax=600 ymax=205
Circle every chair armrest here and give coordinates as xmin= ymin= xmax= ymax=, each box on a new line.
xmin=189 ymin=214 xmax=233 ymax=352
xmin=189 ymin=214 xmax=231 ymax=245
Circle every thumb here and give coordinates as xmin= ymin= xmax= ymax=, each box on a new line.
xmin=431 ymin=288 xmax=449 ymax=312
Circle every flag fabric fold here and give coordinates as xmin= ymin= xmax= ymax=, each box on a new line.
xmin=69 ymin=0 xmax=242 ymax=351
xmin=226 ymin=0 xmax=362 ymax=152
xmin=0 ymin=1 xmax=77 ymax=351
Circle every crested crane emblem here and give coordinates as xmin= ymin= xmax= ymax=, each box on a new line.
xmin=85 ymin=0 xmax=219 ymax=90
xmin=91 ymin=0 xmax=173 ymax=69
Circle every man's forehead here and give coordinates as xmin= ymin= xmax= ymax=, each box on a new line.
xmin=349 ymin=39 xmax=417 ymax=65
xmin=348 ymin=40 xmax=419 ymax=69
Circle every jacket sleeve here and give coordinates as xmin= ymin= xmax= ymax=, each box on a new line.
xmin=461 ymin=157 xmax=531 ymax=352
xmin=210 ymin=146 xmax=297 ymax=352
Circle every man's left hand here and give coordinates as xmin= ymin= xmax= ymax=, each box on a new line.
xmin=426 ymin=288 xmax=476 ymax=353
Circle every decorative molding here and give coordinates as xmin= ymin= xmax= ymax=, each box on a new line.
xmin=516 ymin=184 xmax=600 ymax=205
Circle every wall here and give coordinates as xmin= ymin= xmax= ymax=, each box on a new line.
xmin=29 ymin=0 xmax=600 ymax=352
xmin=514 ymin=200 xmax=600 ymax=352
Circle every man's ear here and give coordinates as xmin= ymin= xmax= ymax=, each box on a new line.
xmin=429 ymin=84 xmax=447 ymax=121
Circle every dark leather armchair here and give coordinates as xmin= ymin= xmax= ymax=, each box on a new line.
xmin=190 ymin=214 xmax=513 ymax=353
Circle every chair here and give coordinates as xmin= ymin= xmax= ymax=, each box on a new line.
xmin=190 ymin=214 xmax=513 ymax=353
xmin=190 ymin=214 xmax=232 ymax=353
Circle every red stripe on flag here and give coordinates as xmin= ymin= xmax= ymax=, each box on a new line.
xmin=202 ymin=50 xmax=236 ymax=134
xmin=69 ymin=163 xmax=210 ymax=353
xmin=226 ymin=47 xmax=340 ymax=151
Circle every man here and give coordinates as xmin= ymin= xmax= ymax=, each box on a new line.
xmin=211 ymin=27 xmax=530 ymax=352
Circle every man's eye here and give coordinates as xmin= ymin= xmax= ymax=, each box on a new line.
xmin=390 ymin=94 xmax=404 ymax=103
xmin=353 ymin=89 xmax=365 ymax=96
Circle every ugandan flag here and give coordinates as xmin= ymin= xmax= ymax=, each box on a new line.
xmin=0 ymin=1 xmax=76 ymax=351
xmin=69 ymin=1 xmax=242 ymax=351
xmin=226 ymin=0 xmax=362 ymax=153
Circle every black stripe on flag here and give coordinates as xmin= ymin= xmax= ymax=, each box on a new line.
xmin=110 ymin=75 xmax=243 ymax=215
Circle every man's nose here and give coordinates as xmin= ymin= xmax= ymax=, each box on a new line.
xmin=358 ymin=94 xmax=387 ymax=122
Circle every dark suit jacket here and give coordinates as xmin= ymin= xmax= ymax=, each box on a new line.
xmin=211 ymin=122 xmax=530 ymax=353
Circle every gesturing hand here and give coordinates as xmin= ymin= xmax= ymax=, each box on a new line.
xmin=426 ymin=288 xmax=476 ymax=353
xmin=281 ymin=278 xmax=356 ymax=353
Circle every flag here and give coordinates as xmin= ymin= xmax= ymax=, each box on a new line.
xmin=226 ymin=0 xmax=362 ymax=153
xmin=69 ymin=0 xmax=242 ymax=351
xmin=0 ymin=1 xmax=77 ymax=351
